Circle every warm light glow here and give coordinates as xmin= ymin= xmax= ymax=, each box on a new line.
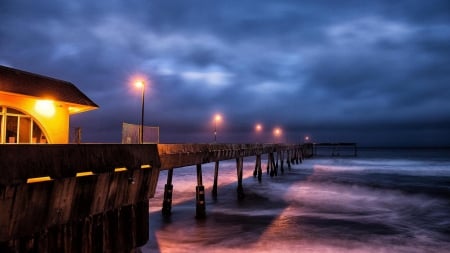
xmin=135 ymin=80 xmax=145 ymax=88
xmin=255 ymin=123 xmax=262 ymax=132
xmin=76 ymin=171 xmax=95 ymax=177
xmin=27 ymin=176 xmax=52 ymax=183
xmin=214 ymin=114 xmax=222 ymax=122
xmin=35 ymin=100 xmax=55 ymax=117
xmin=305 ymin=136 xmax=310 ymax=141
xmin=273 ymin=127 xmax=282 ymax=136
xmin=68 ymin=106 xmax=82 ymax=113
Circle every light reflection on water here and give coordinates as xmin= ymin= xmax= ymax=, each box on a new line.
xmin=141 ymin=151 xmax=450 ymax=253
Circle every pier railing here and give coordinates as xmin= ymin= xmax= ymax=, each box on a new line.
xmin=157 ymin=143 xmax=303 ymax=169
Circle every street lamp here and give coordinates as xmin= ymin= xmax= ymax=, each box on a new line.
xmin=255 ymin=123 xmax=262 ymax=143
xmin=273 ymin=127 xmax=282 ymax=143
xmin=135 ymin=80 xmax=145 ymax=144
xmin=214 ymin=114 xmax=222 ymax=142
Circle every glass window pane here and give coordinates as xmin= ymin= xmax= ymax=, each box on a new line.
xmin=32 ymin=121 xmax=47 ymax=143
xmin=6 ymin=115 xmax=18 ymax=143
xmin=19 ymin=117 xmax=31 ymax=143
xmin=7 ymin=108 xmax=24 ymax=115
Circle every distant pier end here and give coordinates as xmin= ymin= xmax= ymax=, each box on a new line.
xmin=311 ymin=142 xmax=358 ymax=157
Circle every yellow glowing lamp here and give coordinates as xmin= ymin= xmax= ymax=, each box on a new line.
xmin=135 ymin=80 xmax=145 ymax=88
xmin=35 ymin=100 xmax=55 ymax=117
xmin=273 ymin=127 xmax=282 ymax=136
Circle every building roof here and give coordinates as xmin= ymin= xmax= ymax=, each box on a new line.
xmin=0 ymin=65 xmax=98 ymax=109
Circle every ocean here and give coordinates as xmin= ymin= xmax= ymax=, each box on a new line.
xmin=140 ymin=148 xmax=450 ymax=253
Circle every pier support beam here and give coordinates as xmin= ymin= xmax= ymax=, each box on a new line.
xmin=162 ymin=169 xmax=174 ymax=217
xmin=254 ymin=154 xmax=262 ymax=182
xmin=299 ymin=148 xmax=303 ymax=163
xmin=287 ymin=150 xmax=292 ymax=170
xmin=212 ymin=161 xmax=219 ymax=200
xmin=268 ymin=152 xmax=277 ymax=177
xmin=291 ymin=149 xmax=297 ymax=164
xmin=196 ymin=164 xmax=206 ymax=219
xmin=275 ymin=151 xmax=279 ymax=175
xmin=280 ymin=150 xmax=284 ymax=174
xmin=294 ymin=148 xmax=302 ymax=164
xmin=236 ymin=157 xmax=245 ymax=200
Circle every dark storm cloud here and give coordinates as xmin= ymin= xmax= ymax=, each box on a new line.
xmin=1 ymin=0 xmax=449 ymax=145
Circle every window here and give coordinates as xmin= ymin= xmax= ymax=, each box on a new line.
xmin=0 ymin=106 xmax=48 ymax=144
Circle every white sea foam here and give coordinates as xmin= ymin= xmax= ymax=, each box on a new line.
xmin=144 ymin=150 xmax=450 ymax=253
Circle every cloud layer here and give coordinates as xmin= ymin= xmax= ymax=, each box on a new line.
xmin=1 ymin=0 xmax=449 ymax=146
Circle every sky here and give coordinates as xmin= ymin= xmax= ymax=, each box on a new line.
xmin=1 ymin=0 xmax=449 ymax=146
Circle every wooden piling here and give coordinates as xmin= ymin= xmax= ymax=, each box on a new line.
xmin=253 ymin=159 xmax=258 ymax=178
xmin=236 ymin=157 xmax=245 ymax=200
xmin=195 ymin=164 xmax=206 ymax=219
xmin=268 ymin=152 xmax=275 ymax=177
xmin=162 ymin=169 xmax=174 ymax=217
xmin=256 ymin=154 xmax=262 ymax=182
xmin=212 ymin=161 xmax=219 ymax=200
xmin=287 ymin=150 xmax=291 ymax=170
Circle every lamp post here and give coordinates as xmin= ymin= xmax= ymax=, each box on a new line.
xmin=135 ymin=80 xmax=145 ymax=144
xmin=214 ymin=114 xmax=222 ymax=143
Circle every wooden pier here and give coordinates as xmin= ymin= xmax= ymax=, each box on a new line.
xmin=0 ymin=143 xmax=307 ymax=252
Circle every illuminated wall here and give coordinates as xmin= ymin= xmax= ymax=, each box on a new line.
xmin=0 ymin=93 xmax=70 ymax=144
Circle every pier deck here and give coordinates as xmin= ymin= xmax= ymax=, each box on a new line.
xmin=0 ymin=143 xmax=307 ymax=252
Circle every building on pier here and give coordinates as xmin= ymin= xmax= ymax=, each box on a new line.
xmin=0 ymin=65 xmax=98 ymax=144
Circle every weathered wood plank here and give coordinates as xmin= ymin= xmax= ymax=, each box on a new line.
xmin=0 ymin=144 xmax=160 ymax=185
